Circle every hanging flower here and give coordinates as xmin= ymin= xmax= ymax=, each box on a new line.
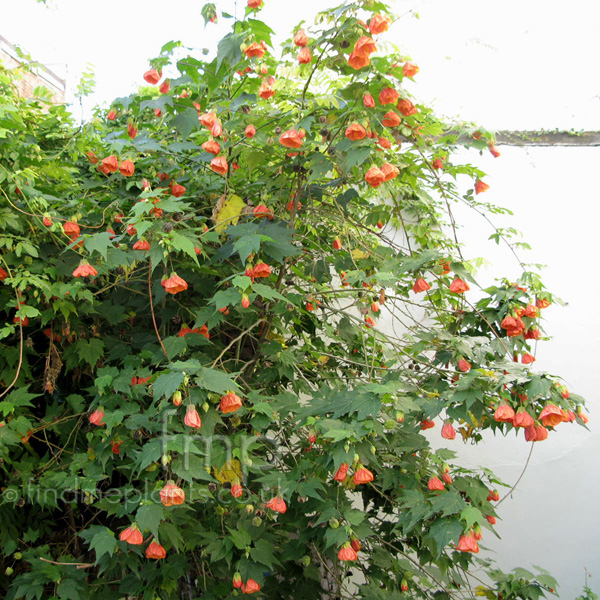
xmin=379 ymin=87 xmax=399 ymax=105
xmin=184 ymin=405 xmax=202 ymax=428
xmin=397 ymin=98 xmax=418 ymax=116
xmin=100 ymin=155 xmax=119 ymax=175
xmin=380 ymin=163 xmax=399 ymax=181
xmin=513 ymin=409 xmax=535 ymax=428
xmin=334 ymin=462 xmax=349 ymax=481
xmin=143 ymin=68 xmax=162 ymax=85
xmin=494 ymin=402 xmax=515 ymax=423
xmin=441 ymin=422 xmax=456 ymax=440
xmin=199 ymin=111 xmax=217 ymax=128
xmin=252 ymin=262 xmax=272 ymax=278
xmin=279 ymin=129 xmax=304 ymax=148
xmin=163 ymin=274 xmax=188 ymax=295
xmin=449 ymin=277 xmax=469 ymax=294
xmin=365 ymin=166 xmax=386 ymax=188
xmin=353 ymin=465 xmax=374 ymax=485
xmin=145 ymin=541 xmax=166 ymax=559
xmin=107 ymin=110 xmax=117 ymax=121
xmin=120 ymin=525 xmax=143 ymax=545
xmin=363 ymin=93 xmax=375 ymax=108
xmin=210 ymin=156 xmax=229 ymax=176
xmin=159 ymin=80 xmax=170 ymax=94
xmin=298 ymin=47 xmax=312 ymax=64
xmin=244 ymin=579 xmax=261 ymax=594
xmin=457 ymin=532 xmax=480 ymax=553
xmin=338 ymin=543 xmax=358 ymax=561
xmin=119 ymin=159 xmax=135 ymax=177
xmin=244 ymin=41 xmax=267 ymax=59
xmin=403 ymin=62 xmax=419 ymax=77
xmin=369 ymin=14 xmax=390 ymax=35
xmin=160 ymin=482 xmax=186 ymax=506
xmin=202 ymin=140 xmax=221 ymax=155
xmin=294 ymin=29 xmax=308 ymax=46
xmin=233 ymin=573 xmax=243 ymax=589
xmin=539 ymin=404 xmax=567 ymax=428
xmin=89 ymin=409 xmax=105 ymax=426
xmin=345 ymin=123 xmax=367 ymax=140
xmin=475 ymin=180 xmax=490 ymax=194
xmin=458 ymin=358 xmax=471 ymax=373
xmin=170 ymin=182 xmax=186 ymax=197
xmin=132 ymin=239 xmax=151 ymax=251
xmin=266 ymin=496 xmax=287 ymax=513
xmin=428 ymin=477 xmax=445 ymax=491
xmin=231 ymin=483 xmax=243 ymax=498
xmin=259 ymin=76 xmax=276 ymax=99
xmin=73 ymin=263 xmax=98 ymax=278
xmin=521 ymin=353 xmax=536 ymax=364
xmin=382 ymin=111 xmax=401 ymax=127
xmin=412 ymin=278 xmax=431 ymax=293
xmin=220 ymin=392 xmax=243 ymax=414
xmin=253 ymin=204 xmax=273 ymax=219
xmin=245 ymin=124 xmax=257 ymax=138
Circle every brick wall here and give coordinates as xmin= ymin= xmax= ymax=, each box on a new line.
xmin=0 ymin=35 xmax=66 ymax=103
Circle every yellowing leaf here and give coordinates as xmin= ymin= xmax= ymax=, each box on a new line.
xmin=351 ymin=249 xmax=370 ymax=260
xmin=213 ymin=459 xmax=242 ymax=484
xmin=212 ymin=194 xmax=246 ymax=233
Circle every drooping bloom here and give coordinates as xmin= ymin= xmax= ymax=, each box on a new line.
xmin=458 ymin=358 xmax=471 ymax=373
xmin=379 ymin=87 xmax=399 ymax=105
xmin=432 ymin=158 xmax=444 ymax=170
xmin=253 ymin=262 xmax=272 ymax=279
xmin=159 ymin=80 xmax=170 ymax=94
xmin=352 ymin=36 xmax=377 ymax=58
xmin=89 ymin=409 xmax=105 ymax=426
xmin=457 ymin=532 xmax=480 ymax=553
xmin=475 ymin=179 xmax=490 ymax=194
xmin=73 ymin=263 xmax=98 ymax=278
xmin=143 ymin=68 xmax=162 ymax=85
xmin=489 ymin=144 xmax=501 ymax=158
xmin=209 ymin=156 xmax=229 ymax=176
xmin=231 ymin=483 xmax=243 ymax=498
xmin=220 ymin=392 xmax=243 ymax=414
xmin=43 ymin=217 xmax=52 ymax=227
xmin=233 ymin=573 xmax=243 ymax=589
xmin=199 ymin=111 xmax=217 ymax=128
xmin=521 ymin=353 xmax=536 ymax=365
xmin=442 ymin=421 xmax=456 ymax=440
xmin=107 ymin=110 xmax=117 ymax=121
xmin=279 ymin=129 xmax=304 ymax=148
xmin=539 ymin=404 xmax=567 ymax=428
xmin=413 ymin=278 xmax=431 ymax=293
xmin=163 ymin=274 xmax=188 ymax=295
xmin=253 ymin=204 xmax=273 ymax=219
xmin=403 ymin=62 xmax=419 ymax=77
xmin=345 ymin=123 xmax=367 ymax=141
xmin=380 ymin=162 xmax=399 ymax=181
xmin=363 ymin=93 xmax=375 ymax=108
xmin=513 ymin=409 xmax=535 ymax=428
xmin=266 ymin=496 xmax=287 ymax=513
xmin=244 ymin=579 xmax=261 ymax=594
xmin=119 ymin=159 xmax=135 ymax=177
xmin=294 ymin=29 xmax=308 ymax=46
xmin=160 ymin=482 xmax=186 ymax=506
xmin=369 ymin=14 xmax=390 ymax=35
xmin=100 ymin=155 xmax=119 ymax=175
xmin=397 ymin=98 xmax=418 ymax=117
xmin=244 ymin=41 xmax=267 ymax=59
xmin=494 ymin=402 xmax=515 ymax=423
xmin=245 ymin=124 xmax=257 ymax=138
xmin=145 ymin=541 xmax=166 ymax=559
xmin=248 ymin=0 xmax=263 ymax=7
xmin=334 ymin=462 xmax=349 ymax=481
xmin=353 ymin=465 xmax=374 ymax=485
xmin=420 ymin=419 xmax=435 ymax=430
xmin=184 ymin=405 xmax=202 ymax=428
xmin=259 ymin=76 xmax=276 ymax=99
xmin=120 ymin=525 xmax=144 ymax=545
xmin=365 ymin=166 xmax=386 ymax=188
xmin=169 ymin=182 xmax=186 ymax=198
xmin=298 ymin=47 xmax=312 ymax=64
xmin=382 ymin=111 xmax=401 ymax=127
xmin=449 ymin=277 xmax=469 ymax=294
xmin=338 ymin=543 xmax=358 ymax=562
xmin=202 ymin=140 xmax=221 ymax=155
xmin=133 ymin=239 xmax=151 ymax=251
xmin=428 ymin=476 xmax=445 ymax=491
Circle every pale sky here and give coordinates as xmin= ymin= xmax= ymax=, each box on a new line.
xmin=2 ymin=0 xmax=600 ymax=130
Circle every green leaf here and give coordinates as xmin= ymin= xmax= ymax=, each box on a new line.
xmin=426 ymin=519 xmax=463 ymax=557
xmin=250 ymin=539 xmax=281 ymax=569
xmin=137 ymin=504 xmax=164 ymax=539
xmin=171 ymin=231 xmax=200 ymax=262
xmin=80 ymin=526 xmax=116 ymax=562
xmin=75 ymin=338 xmax=104 ymax=367
xmin=171 ymin=107 xmax=199 ymax=139
xmin=430 ymin=491 xmax=467 ymax=517
xmin=195 ymin=367 xmax=240 ymax=393
xmin=217 ymin=32 xmax=244 ymax=69
xmin=57 ymin=578 xmax=84 ymax=600
xmin=160 ymin=521 xmax=185 ymax=550
xmin=152 ymin=371 xmax=184 ymax=400
xmin=234 ymin=234 xmax=262 ymax=263
xmin=460 ymin=506 xmax=483 ymax=528
xmin=228 ymin=527 xmax=252 ymax=549
xmin=84 ymin=231 xmax=114 ymax=261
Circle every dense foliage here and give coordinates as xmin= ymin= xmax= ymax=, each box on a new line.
xmin=0 ymin=1 xmax=587 ymax=599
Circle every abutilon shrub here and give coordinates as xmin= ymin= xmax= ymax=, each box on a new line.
xmin=0 ymin=1 xmax=587 ymax=599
